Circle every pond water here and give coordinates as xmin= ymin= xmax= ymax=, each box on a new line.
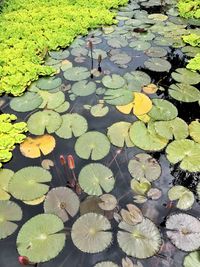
xmin=0 ymin=0 xmax=200 ymax=266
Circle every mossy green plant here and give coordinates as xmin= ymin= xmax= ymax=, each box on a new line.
xmin=177 ymin=0 xmax=200 ymax=19
xmin=0 ymin=114 xmax=27 ymax=167
xmin=0 ymin=0 xmax=128 ymax=96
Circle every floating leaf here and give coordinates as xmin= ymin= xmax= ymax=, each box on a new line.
xmin=98 ymin=194 xmax=117 ymax=211
xmin=131 ymin=178 xmax=151 ymax=196
xmin=142 ymin=84 xmax=158 ymax=94
xmin=10 ymin=92 xmax=43 ymax=112
xmin=104 ymin=89 xmax=133 ymax=106
xmin=75 ymin=132 xmax=110 ymax=160
xmin=94 ymin=262 xmax=119 ymax=267
xmin=71 ymin=80 xmax=96 ymax=96
xmin=121 ymin=204 xmax=143 ymax=226
xmin=0 ymin=169 xmax=14 ymax=200
xmin=88 ymin=49 xmax=107 ymax=60
xmin=37 ymin=77 xmax=62 ymax=90
xmin=23 ymin=195 xmax=45 ymax=206
xmin=166 ymin=213 xmax=200 ymax=251
xmin=80 ymin=196 xmax=103 ymax=215
xmin=147 ymin=188 xmax=162 ymax=200
xmin=107 ymin=122 xmax=134 ymax=148
xmin=145 ymin=47 xmax=167 ymax=58
xmin=107 ymin=37 xmax=128 ymax=48
xmin=148 ymin=13 xmax=168 ymax=21
xmin=124 ymin=71 xmax=151 ymax=92
xmin=154 ymin=118 xmax=189 ymax=140
xmin=27 ymin=110 xmax=62 ymax=135
xmin=148 ymin=99 xmax=178 ymax=121
xmin=9 ymin=167 xmax=52 ymax=201
xmin=184 ymin=251 xmax=200 ymax=267
xmin=102 ymin=75 xmax=126 ymax=89
xmin=166 ymin=139 xmax=200 ymax=172
xmin=38 ymin=91 xmax=65 ymax=110
xmin=189 ymin=120 xmax=200 ymax=143
xmin=90 ymin=104 xmax=109 ymax=117
xmin=169 ymin=83 xmax=200 ymax=102
xmin=182 ymin=46 xmax=200 ymax=57
xmin=20 ymin=135 xmax=56 ymax=158
xmin=71 ymin=213 xmax=112 ymax=253
xmin=171 ymin=68 xmax=200 ymax=85
xmin=129 ymin=121 xmax=168 ymax=151
xmin=144 ymin=58 xmax=171 ymax=72
xmin=116 ymin=93 xmax=152 ymax=116
xmin=56 ymin=114 xmax=88 ymax=139
xmin=118 ymin=218 xmax=161 ymax=258
xmin=168 ymin=186 xmax=194 ymax=210
xmin=54 ymin=101 xmax=70 ymax=113
xmin=79 ymin=163 xmax=115 ymax=196
xmin=44 ymin=187 xmax=80 ymax=222
xmin=128 ymin=153 xmax=161 ymax=182
xmin=49 ymin=50 xmax=69 ymax=60
xmin=17 ymin=214 xmax=65 ymax=262
xmin=110 ymin=53 xmax=131 ymax=66
xmin=63 ymin=67 xmax=90 ymax=81
xmin=129 ymin=41 xmax=151 ymax=51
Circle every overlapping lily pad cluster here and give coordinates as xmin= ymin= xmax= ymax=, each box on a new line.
xmin=0 ymin=0 xmax=200 ymax=266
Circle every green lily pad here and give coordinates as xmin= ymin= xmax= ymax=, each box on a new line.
xmin=71 ymin=47 xmax=88 ymax=57
xmin=37 ymin=77 xmax=62 ymax=90
xmin=128 ymin=153 xmax=161 ymax=182
xmin=9 ymin=166 xmax=52 ymax=201
xmin=146 ymin=47 xmax=168 ymax=57
xmin=107 ymin=122 xmax=134 ymax=147
xmin=44 ymin=187 xmax=80 ymax=222
xmin=117 ymin=218 xmax=161 ymax=259
xmin=107 ymin=37 xmax=128 ymax=48
xmin=129 ymin=41 xmax=151 ymax=51
xmin=88 ymin=49 xmax=107 ymax=60
xmin=104 ymin=89 xmax=133 ymax=106
xmin=182 ymin=46 xmax=200 ymax=57
xmin=166 ymin=213 xmax=200 ymax=252
xmin=148 ymin=99 xmax=178 ymax=121
xmin=169 ymin=83 xmax=200 ymax=102
xmin=189 ymin=120 xmax=200 ymax=143
xmin=10 ymin=92 xmax=43 ymax=112
xmin=131 ymin=178 xmax=151 ymax=196
xmin=56 ymin=113 xmax=87 ymax=139
xmin=0 ymin=169 xmax=14 ymax=200
xmin=110 ymin=53 xmax=131 ymax=66
xmin=39 ymin=91 xmax=65 ymax=110
xmin=72 ymin=213 xmax=112 ymax=253
xmin=94 ymin=262 xmax=119 ymax=267
xmin=184 ymin=251 xmax=200 ymax=267
xmin=17 ymin=214 xmax=65 ymax=262
xmin=27 ymin=110 xmax=62 ymax=135
xmin=75 ymin=131 xmax=110 ymax=160
xmin=63 ymin=67 xmax=90 ymax=81
xmin=144 ymin=58 xmax=171 ymax=72
xmin=71 ymin=80 xmax=96 ymax=96
xmin=153 ymin=36 xmax=173 ymax=46
xmin=166 ymin=139 xmax=200 ymax=172
xmin=54 ymin=101 xmax=70 ymax=113
xmin=90 ymin=104 xmax=109 ymax=117
xmin=49 ymin=50 xmax=69 ymax=60
xmin=154 ymin=118 xmax=189 ymax=140
xmin=171 ymin=68 xmax=200 ymax=85
xmin=168 ymin=185 xmax=194 ymax=210
xmin=0 ymin=200 xmax=22 ymax=239
xmin=129 ymin=121 xmax=169 ymax=151
xmin=102 ymin=75 xmax=126 ymax=89
xmin=79 ymin=163 xmax=115 ymax=196
xmin=124 ymin=71 xmax=151 ymax=92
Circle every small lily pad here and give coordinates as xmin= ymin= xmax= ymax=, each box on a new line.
xmin=0 ymin=169 xmax=14 ymax=200
xmin=107 ymin=37 xmax=128 ymax=48
xmin=90 ymin=104 xmax=109 ymax=117
xmin=104 ymin=89 xmax=133 ymax=106
xmin=169 ymin=83 xmax=200 ymax=102
xmin=184 ymin=251 xmax=200 ymax=267
xmin=49 ymin=50 xmax=69 ymax=60
xmin=37 ymin=77 xmax=62 ymax=90
xmin=146 ymin=47 xmax=167 ymax=58
xmin=168 ymin=186 xmax=194 ymax=210
xmin=63 ymin=67 xmax=90 ymax=81
xmin=98 ymin=194 xmax=117 ymax=211
xmin=102 ymin=75 xmax=126 ymax=89
xmin=71 ymin=80 xmax=96 ymax=96
xmin=171 ymin=68 xmax=200 ymax=85
xmin=38 ymin=91 xmax=65 ymax=110
xmin=129 ymin=41 xmax=151 ymax=51
xmin=124 ymin=71 xmax=151 ymax=92
xmin=144 ymin=58 xmax=171 ymax=72
xmin=94 ymin=262 xmax=119 ymax=267
xmin=189 ymin=120 xmax=200 ymax=143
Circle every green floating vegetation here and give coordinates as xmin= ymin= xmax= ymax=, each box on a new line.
xmin=177 ymin=0 xmax=200 ymax=19
xmin=0 ymin=114 xmax=27 ymax=168
xmin=0 ymin=0 xmax=128 ymax=96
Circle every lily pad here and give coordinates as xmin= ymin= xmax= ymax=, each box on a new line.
xmin=71 ymin=80 xmax=96 ymax=96
xmin=148 ymin=99 xmax=178 ymax=121
xmin=154 ymin=118 xmax=189 ymax=140
xmin=124 ymin=71 xmax=151 ymax=92
xmin=107 ymin=37 xmax=128 ymax=48
xmin=102 ymin=75 xmax=126 ymax=89
xmin=144 ymin=58 xmax=171 ymax=72
xmin=49 ymin=50 xmax=69 ymax=60
xmin=78 ymin=163 xmax=115 ymax=196
xmin=128 ymin=153 xmax=161 ymax=182
xmin=189 ymin=120 xmax=200 ymax=143
xmin=9 ymin=167 xmax=52 ymax=201
xmin=98 ymin=194 xmax=117 ymax=211
xmin=169 ymin=83 xmax=200 ymax=102
xmin=0 ymin=169 xmax=14 ymax=200
xmin=107 ymin=122 xmax=134 ymax=148
xmin=143 ymin=84 xmax=158 ymax=94
xmin=80 ymin=196 xmax=103 ymax=215
xmin=129 ymin=41 xmax=151 ymax=51
xmin=110 ymin=53 xmax=131 ymax=66
xmin=38 ymin=91 xmax=65 ymax=110
xmin=17 ymin=214 xmax=65 ymax=262
xmin=94 ymin=262 xmax=119 ymax=267
xmin=129 ymin=121 xmax=169 ymax=151
xmin=44 ymin=187 xmax=80 ymax=222
xmin=27 ymin=110 xmax=62 ymax=135
xmin=63 ymin=67 xmax=90 ymax=81
xmin=120 ymin=204 xmax=143 ymax=226
xmin=10 ymin=92 xmax=43 ymax=112
xmin=146 ymin=47 xmax=168 ymax=57
xmin=88 ymin=49 xmax=107 ymax=60
xmin=168 ymin=186 xmax=195 ymax=210
xmin=0 ymin=200 xmax=22 ymax=239
xmin=166 ymin=139 xmax=200 ymax=172
xmin=166 ymin=213 xmax=200 ymax=251
xmin=131 ymin=178 xmax=151 ymax=196
xmin=54 ymin=101 xmax=70 ymax=113
xmin=148 ymin=13 xmax=168 ymax=21
xmin=56 ymin=114 xmax=88 ymax=139
xmin=90 ymin=104 xmax=109 ymax=117
xmin=171 ymin=68 xmax=200 ymax=85
xmin=117 ymin=218 xmax=161 ymax=259
xmin=104 ymin=89 xmax=133 ymax=106
xmin=184 ymin=251 xmax=200 ymax=267
xmin=71 ymin=213 xmax=112 ymax=253
xmin=182 ymin=46 xmax=200 ymax=57
xmin=37 ymin=77 xmax=62 ymax=90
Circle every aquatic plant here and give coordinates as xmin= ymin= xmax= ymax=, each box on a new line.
xmin=177 ymin=0 xmax=200 ymax=19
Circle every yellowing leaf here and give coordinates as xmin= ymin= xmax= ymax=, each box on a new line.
xmin=143 ymin=84 xmax=158 ymax=94
xmin=116 ymin=93 xmax=152 ymax=116
xmin=20 ymin=135 xmax=56 ymax=158
xmin=135 ymin=114 xmax=151 ymax=123
xmin=23 ymin=195 xmax=46 ymax=205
